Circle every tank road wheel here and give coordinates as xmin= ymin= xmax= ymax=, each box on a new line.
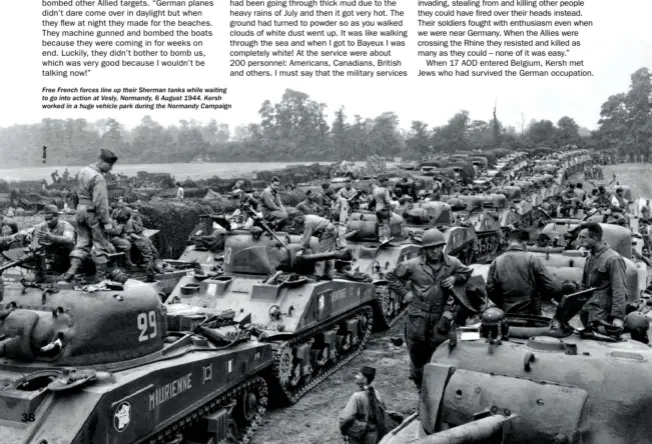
xmin=275 ymin=345 xmax=294 ymax=388
xmin=337 ymin=332 xmax=352 ymax=353
xmin=373 ymin=286 xmax=407 ymax=330
xmin=237 ymin=387 xmax=261 ymax=425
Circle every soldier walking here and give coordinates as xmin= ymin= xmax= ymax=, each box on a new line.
xmin=386 ymin=228 xmax=472 ymax=389
xmin=61 ymin=149 xmax=118 ymax=282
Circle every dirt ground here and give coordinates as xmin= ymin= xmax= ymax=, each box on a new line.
xmin=251 ymin=321 xmax=418 ymax=444
xmin=249 ymin=163 xmax=652 ymax=444
xmin=6 ymin=164 xmax=647 ymax=444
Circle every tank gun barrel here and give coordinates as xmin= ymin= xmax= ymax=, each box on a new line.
xmin=414 ymin=414 xmax=518 ymax=443
xmin=299 ymin=248 xmax=353 ymax=263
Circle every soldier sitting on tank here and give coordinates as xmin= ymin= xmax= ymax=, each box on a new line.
xmin=641 ymin=199 xmax=650 ymax=223
xmin=259 ymin=176 xmax=289 ymax=231
xmin=487 ymin=230 xmax=559 ymax=316
xmin=293 ymin=213 xmax=342 ymax=278
xmin=576 ymin=222 xmax=627 ymax=335
xmin=20 ymin=204 xmax=76 ymax=278
xmin=295 ymin=190 xmax=321 ymax=216
xmin=109 ymin=206 xmax=136 ymax=270
xmin=560 ymin=184 xmax=577 ymax=217
xmin=386 ymin=228 xmax=472 ymax=389
xmin=126 ymin=208 xmax=157 ymax=272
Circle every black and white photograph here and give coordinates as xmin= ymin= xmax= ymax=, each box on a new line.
xmin=0 ymin=0 xmax=652 ymax=443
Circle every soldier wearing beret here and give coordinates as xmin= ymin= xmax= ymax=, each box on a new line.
xmin=62 ymin=148 xmax=118 ymax=282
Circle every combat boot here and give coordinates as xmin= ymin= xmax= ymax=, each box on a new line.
xmin=60 ymin=258 xmax=82 ymax=282
xmin=123 ymin=253 xmax=136 ymax=271
xmin=95 ymin=262 xmax=108 ymax=282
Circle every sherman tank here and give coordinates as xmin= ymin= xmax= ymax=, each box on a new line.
xmin=344 ymin=211 xmax=422 ymax=328
xmin=380 ymin=306 xmax=652 ymax=444
xmin=165 ymin=226 xmax=378 ymax=405
xmin=402 ymin=201 xmax=479 ymax=265
xmin=0 ymin=247 xmax=274 ymax=444
xmin=494 ymin=185 xmax=536 ymax=230
xmin=443 ymin=194 xmax=507 ymax=259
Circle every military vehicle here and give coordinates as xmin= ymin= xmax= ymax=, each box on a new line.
xmin=343 ymin=211 xmax=422 ymax=327
xmin=165 ymin=224 xmax=378 ymax=405
xmin=0 ymin=246 xmax=275 ymax=444
xmin=380 ymin=304 xmax=652 ymax=444
xmin=402 ymin=201 xmax=479 ymax=265
xmin=444 ymin=194 xmax=503 ymax=258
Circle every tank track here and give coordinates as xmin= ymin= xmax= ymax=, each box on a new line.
xmin=140 ymin=375 xmax=268 ymax=444
xmin=269 ymin=304 xmax=374 ymax=405
xmin=373 ymin=285 xmax=409 ymax=330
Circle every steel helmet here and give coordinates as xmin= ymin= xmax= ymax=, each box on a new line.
xmin=625 ymin=312 xmax=650 ymax=331
xmin=481 ymin=307 xmax=506 ymax=325
xmin=421 ymin=228 xmax=446 ymax=248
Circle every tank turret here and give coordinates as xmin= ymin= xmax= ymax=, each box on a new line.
xmin=0 ymin=280 xmax=165 ymax=365
xmin=381 ymin=331 xmax=652 ymax=444
xmin=166 ymin=226 xmax=383 ymax=405
xmin=401 ymin=202 xmax=452 ymax=227
xmin=345 ymin=211 xmax=406 ymax=242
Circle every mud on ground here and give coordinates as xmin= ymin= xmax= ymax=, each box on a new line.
xmin=251 ymin=321 xmax=418 ymax=444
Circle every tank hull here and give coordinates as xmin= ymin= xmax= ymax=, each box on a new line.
xmin=0 ymin=341 xmax=273 ymax=444
xmin=383 ymin=336 xmax=652 ymax=444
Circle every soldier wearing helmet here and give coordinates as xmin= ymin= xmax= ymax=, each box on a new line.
xmin=386 ymin=228 xmax=472 ymax=389
xmin=624 ymin=312 xmax=649 ymax=344
xmin=487 ymin=229 xmax=559 ymax=315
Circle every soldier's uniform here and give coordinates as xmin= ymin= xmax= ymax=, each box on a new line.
xmin=110 ymin=207 xmax=135 ymax=268
xmin=29 ymin=204 xmax=75 ymax=274
xmin=580 ymin=243 xmax=627 ymax=328
xmin=296 ymin=198 xmax=322 ymax=216
xmin=487 ymin=244 xmax=559 ymax=315
xmin=127 ymin=210 xmax=158 ymax=270
xmin=373 ymin=183 xmax=392 ymax=240
xmin=386 ymin=232 xmax=472 ymax=388
xmin=63 ymin=149 xmax=118 ymax=281
xmin=259 ymin=181 xmax=288 ymax=229
xmin=299 ymin=214 xmax=341 ymax=276
xmin=339 ymin=366 xmax=384 ymax=444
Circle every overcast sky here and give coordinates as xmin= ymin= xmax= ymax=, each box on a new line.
xmin=2 ymin=0 xmax=651 ymax=131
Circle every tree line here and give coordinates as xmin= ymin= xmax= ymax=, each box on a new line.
xmin=0 ymin=67 xmax=649 ymax=167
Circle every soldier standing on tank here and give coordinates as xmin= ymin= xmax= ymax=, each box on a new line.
xmin=336 ymin=179 xmax=358 ymax=225
xmin=373 ymin=177 xmax=393 ymax=243
xmin=577 ymin=222 xmax=627 ymax=332
xmin=386 ymin=228 xmax=472 ymax=389
xmin=259 ymin=176 xmax=289 ymax=230
xmin=486 ymin=230 xmax=559 ymax=315
xmin=339 ymin=366 xmax=384 ymax=444
xmin=61 ymin=149 xmax=118 ymax=282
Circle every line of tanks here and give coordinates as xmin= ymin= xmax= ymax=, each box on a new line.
xmin=0 ymin=147 xmax=640 ymax=444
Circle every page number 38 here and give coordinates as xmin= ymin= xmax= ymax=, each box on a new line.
xmin=137 ymin=311 xmax=157 ymax=342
